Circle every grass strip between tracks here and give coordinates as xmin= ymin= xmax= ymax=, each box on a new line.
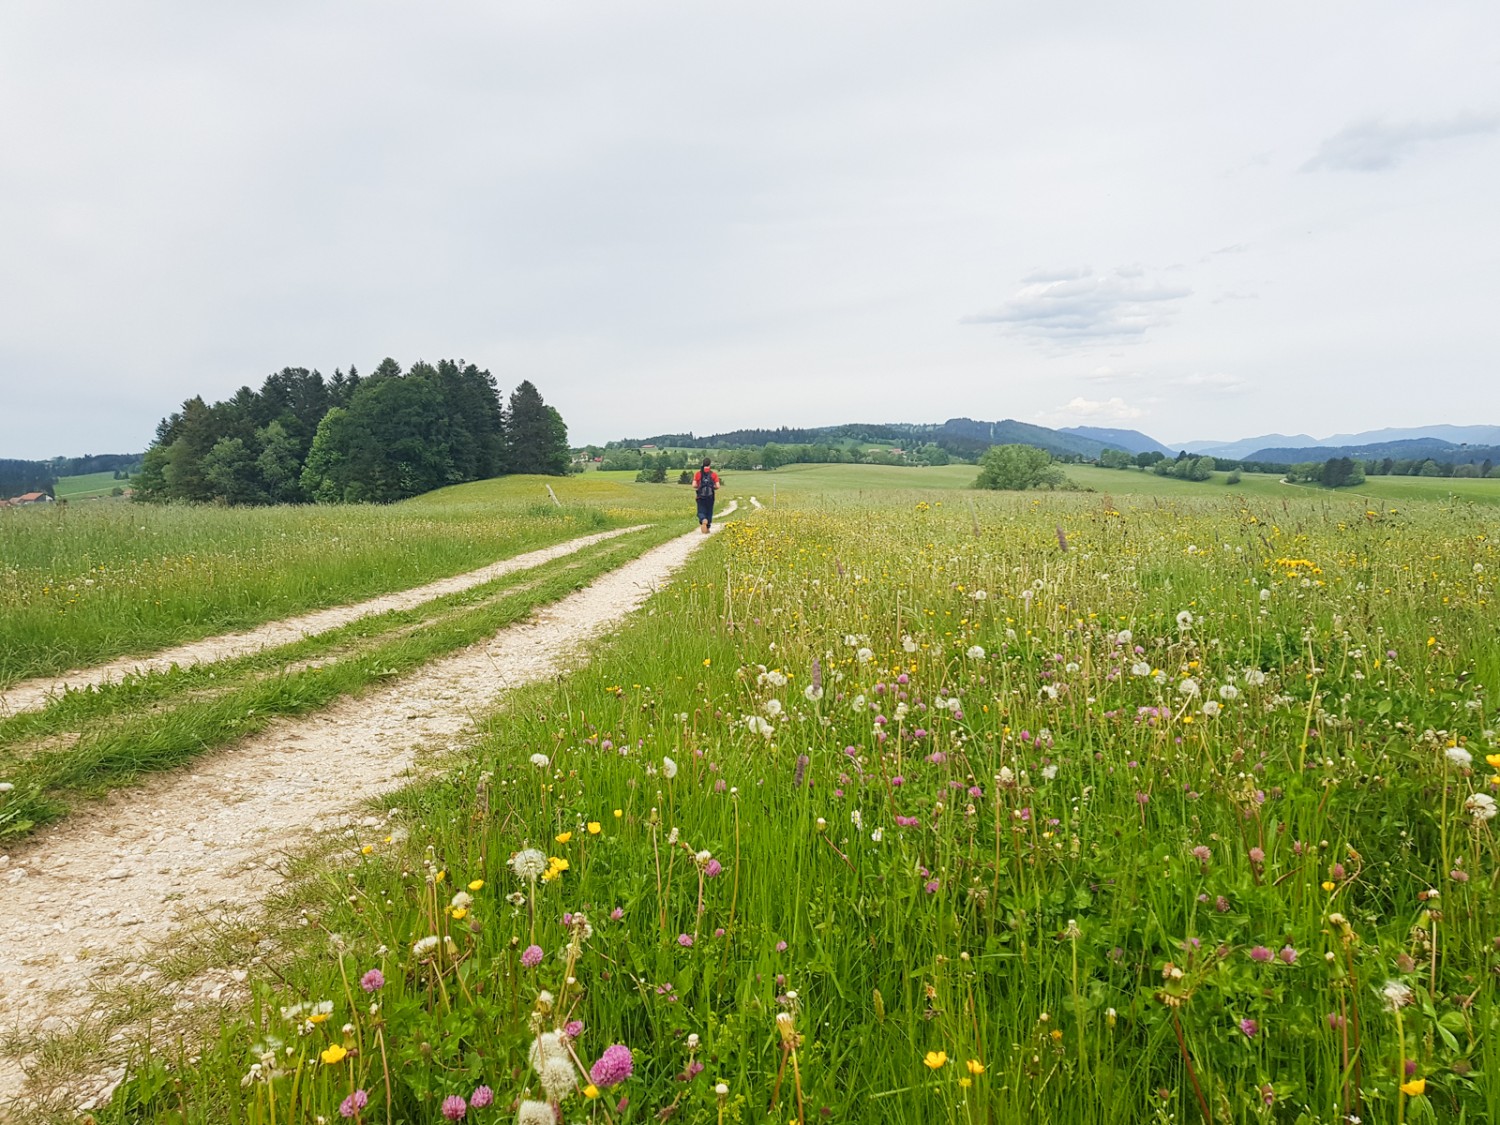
xmin=0 ymin=523 xmax=686 ymax=842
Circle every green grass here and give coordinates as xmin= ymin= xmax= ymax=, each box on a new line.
xmin=94 ymin=486 xmax=1500 ymax=1123
xmin=53 ymin=471 xmax=129 ymax=500
xmin=0 ymin=475 xmax=689 ymax=688
xmin=0 ymin=523 xmax=684 ymax=841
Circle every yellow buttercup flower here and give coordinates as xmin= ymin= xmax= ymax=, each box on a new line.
xmin=924 ymin=1050 xmax=947 ymax=1070
xmin=320 ymin=1044 xmax=348 ymax=1065
xmin=966 ymin=1059 xmax=985 ymax=1075
xmin=1400 ymin=1078 xmax=1426 ymax=1096
xmin=587 ymin=822 xmax=602 ymax=835
xmin=555 ymin=831 xmax=573 ymax=844
xmin=1322 ymin=881 xmax=1336 ymax=892
xmin=468 ymin=879 xmax=484 ymax=891
xmin=614 ymin=809 xmax=623 ymax=818
xmin=584 ymin=1084 xmax=600 ymax=1099
xmin=1487 ymin=753 xmax=1500 ymax=768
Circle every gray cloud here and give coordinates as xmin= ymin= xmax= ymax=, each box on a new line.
xmin=965 ymin=269 xmax=1191 ymax=345
xmin=1302 ymin=113 xmax=1499 ymax=172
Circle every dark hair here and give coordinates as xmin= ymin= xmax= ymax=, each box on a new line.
xmin=701 ymin=457 xmax=712 ymax=468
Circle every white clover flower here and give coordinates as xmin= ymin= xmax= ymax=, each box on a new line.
xmin=530 ymin=753 xmax=550 ymax=769
xmin=966 ymin=645 xmax=986 ymax=660
xmin=1465 ymin=792 xmax=1496 ymax=822
xmin=510 ymin=848 xmax=548 ymax=881
xmin=1381 ymin=980 xmax=1414 ymax=1010
xmin=1176 ymin=610 xmax=1194 ymax=630
xmin=1446 ymin=747 xmax=1473 ymax=768
xmin=1219 ymin=684 xmax=1240 ymax=700
xmin=1201 ymin=700 xmax=1222 ymax=717
xmin=996 ymin=766 xmax=1015 ymax=786
xmin=870 ymin=828 xmax=883 ymax=842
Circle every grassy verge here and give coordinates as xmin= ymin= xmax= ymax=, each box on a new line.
xmin=0 ymin=523 xmax=684 ymax=841
xmin=84 ymin=490 xmax=1500 ymax=1123
xmin=0 ymin=474 xmax=692 ymax=688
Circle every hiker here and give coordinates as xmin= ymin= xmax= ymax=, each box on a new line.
xmin=692 ymin=458 xmax=720 ymax=533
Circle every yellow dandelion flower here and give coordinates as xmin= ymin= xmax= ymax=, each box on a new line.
xmin=924 ymin=1050 xmax=948 ymax=1070
xmin=320 ymin=1044 xmax=348 ymax=1065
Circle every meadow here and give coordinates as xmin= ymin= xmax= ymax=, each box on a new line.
xmin=53 ymin=471 xmax=128 ymax=501
xmin=0 ymin=475 xmax=686 ymax=687
xmin=95 ymin=480 xmax=1500 ymax=1124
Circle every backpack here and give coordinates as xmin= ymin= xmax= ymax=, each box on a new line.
xmin=695 ymin=469 xmax=716 ymax=501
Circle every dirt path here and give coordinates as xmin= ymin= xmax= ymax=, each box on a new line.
xmin=0 ymin=525 xmax=649 ymax=718
xmin=0 ymin=511 xmax=732 ymax=1110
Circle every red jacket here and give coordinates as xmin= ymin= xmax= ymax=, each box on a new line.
xmin=693 ymin=469 xmax=720 ymax=489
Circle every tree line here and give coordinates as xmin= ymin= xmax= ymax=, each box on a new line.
xmin=597 ymin=442 xmax=953 ymax=477
xmin=135 ymin=360 xmax=570 ymax=505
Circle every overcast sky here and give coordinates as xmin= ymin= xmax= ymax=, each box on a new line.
xmin=2 ymin=1 xmax=1497 ymax=458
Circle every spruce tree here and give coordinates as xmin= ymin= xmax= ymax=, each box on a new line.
xmin=506 ymin=381 xmax=570 ymax=475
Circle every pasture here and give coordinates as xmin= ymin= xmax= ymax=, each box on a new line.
xmin=86 ymin=477 xmax=1500 ymax=1124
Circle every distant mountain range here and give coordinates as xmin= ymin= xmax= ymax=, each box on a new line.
xmin=1176 ymin=425 xmax=1500 ymax=461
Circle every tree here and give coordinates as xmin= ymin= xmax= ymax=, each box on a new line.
xmin=1099 ymin=449 xmax=1133 ymax=469
xmin=202 ymin=436 xmax=267 ymax=505
xmin=975 ymin=444 xmax=1065 ymax=491
xmin=506 ymin=381 xmax=571 ymax=475
xmin=256 ymin=421 xmax=304 ymax=503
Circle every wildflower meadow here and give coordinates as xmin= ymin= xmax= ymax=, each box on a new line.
xmin=98 ymin=489 xmax=1499 ymax=1123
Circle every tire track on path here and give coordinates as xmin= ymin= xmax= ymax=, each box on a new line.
xmin=0 ymin=510 xmax=731 ymax=1111
xmin=0 ymin=525 xmax=649 ymax=718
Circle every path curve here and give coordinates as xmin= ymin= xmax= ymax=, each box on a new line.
xmin=0 ymin=525 xmax=649 ymax=718
xmin=0 ymin=510 xmax=731 ymax=1108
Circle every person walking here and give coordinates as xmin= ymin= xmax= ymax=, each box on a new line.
xmin=692 ymin=458 xmax=720 ymax=534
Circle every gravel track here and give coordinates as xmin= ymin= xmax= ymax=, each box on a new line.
xmin=0 ymin=510 xmax=731 ymax=1110
xmin=0 ymin=525 xmax=649 ymax=718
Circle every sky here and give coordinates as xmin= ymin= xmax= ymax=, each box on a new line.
xmin=2 ymin=1 xmax=1498 ymax=459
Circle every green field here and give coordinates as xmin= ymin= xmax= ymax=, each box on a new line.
xmin=0 ymin=474 xmax=688 ymax=687
xmin=52 ymin=470 xmax=128 ymax=500
xmin=73 ymin=471 xmax=1498 ymax=1125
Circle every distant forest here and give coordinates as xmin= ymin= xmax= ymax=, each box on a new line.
xmin=136 ymin=359 xmax=570 ymax=505
xmin=1 ymin=453 xmax=141 ymax=499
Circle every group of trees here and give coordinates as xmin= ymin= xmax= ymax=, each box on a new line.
xmin=1285 ymin=457 xmax=1367 ymax=488
xmin=0 ymin=459 xmax=55 ymax=498
xmin=1362 ymin=456 xmax=1499 ymax=478
xmin=975 ymin=444 xmax=1067 ymax=491
xmin=597 ymin=441 xmax=951 ymax=477
xmin=135 ymin=360 xmax=570 ymax=505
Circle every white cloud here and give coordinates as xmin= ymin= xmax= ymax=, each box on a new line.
xmin=1080 ymin=365 xmax=1143 ymax=382
xmin=1037 ymin=396 xmax=1145 ymax=424
xmin=965 ymin=268 xmax=1191 ymax=345
xmin=1302 ymin=113 xmax=1499 ymax=172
